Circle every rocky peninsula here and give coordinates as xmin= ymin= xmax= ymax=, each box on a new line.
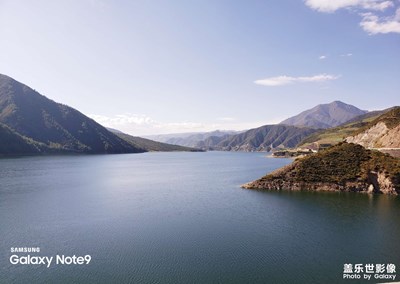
xmin=243 ymin=142 xmax=400 ymax=195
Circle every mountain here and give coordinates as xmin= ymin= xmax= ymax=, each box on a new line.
xmin=0 ymin=122 xmax=49 ymax=155
xmin=0 ymin=74 xmax=202 ymax=155
xmin=147 ymin=130 xmax=239 ymax=148
xmin=243 ymin=142 xmax=400 ymax=195
xmin=0 ymin=74 xmax=143 ymax=154
xmin=280 ymin=101 xmax=367 ymax=129
xmin=345 ymin=107 xmax=400 ymax=151
xmin=194 ymin=134 xmax=232 ymax=149
xmin=297 ymin=107 xmax=400 ymax=157
xmin=203 ymin=125 xmax=318 ymax=151
xmin=298 ymin=109 xmax=389 ymax=149
xmin=109 ymin=130 xmax=202 ymax=152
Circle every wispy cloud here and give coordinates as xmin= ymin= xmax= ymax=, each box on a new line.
xmin=305 ymin=0 xmax=400 ymax=34
xmin=320 ymin=54 xmax=354 ymax=59
xmin=254 ymin=74 xmax=339 ymax=87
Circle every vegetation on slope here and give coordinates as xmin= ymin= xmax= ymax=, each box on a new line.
xmin=211 ymin=125 xmax=318 ymax=151
xmin=351 ymin=106 xmax=400 ymax=135
xmin=0 ymin=123 xmax=50 ymax=155
xmin=294 ymin=143 xmax=400 ymax=184
xmin=0 ymin=74 xmax=144 ymax=154
xmin=261 ymin=142 xmax=400 ymax=187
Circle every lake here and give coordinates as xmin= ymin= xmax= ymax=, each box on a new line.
xmin=1 ymin=151 xmax=399 ymax=283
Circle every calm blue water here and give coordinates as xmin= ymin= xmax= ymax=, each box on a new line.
xmin=1 ymin=151 xmax=399 ymax=283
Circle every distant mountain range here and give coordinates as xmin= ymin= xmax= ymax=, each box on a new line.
xmin=149 ymin=126 xmax=317 ymax=152
xmin=150 ymin=101 xmax=371 ymax=152
xmin=280 ymin=101 xmax=367 ymax=129
xmin=1 ymin=73 xmax=397 ymax=156
xmin=0 ymin=74 xmax=198 ymax=155
xmin=109 ymin=129 xmax=201 ymax=152
xmin=147 ymin=130 xmax=238 ymax=148
xmin=200 ymin=125 xmax=318 ymax=151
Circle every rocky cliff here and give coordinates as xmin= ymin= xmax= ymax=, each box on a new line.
xmin=243 ymin=143 xmax=400 ymax=195
xmin=346 ymin=122 xmax=400 ymax=148
xmin=345 ymin=107 xmax=400 ymax=149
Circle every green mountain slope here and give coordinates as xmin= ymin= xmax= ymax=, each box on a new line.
xmin=210 ymin=125 xmax=318 ymax=151
xmin=0 ymin=123 xmax=49 ymax=155
xmin=0 ymin=74 xmax=143 ymax=154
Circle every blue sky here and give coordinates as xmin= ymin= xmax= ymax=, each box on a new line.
xmin=0 ymin=0 xmax=399 ymax=135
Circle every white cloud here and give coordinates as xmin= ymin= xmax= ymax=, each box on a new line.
xmin=254 ymin=74 xmax=339 ymax=87
xmin=340 ymin=53 xmax=353 ymax=57
xmin=88 ymin=113 xmax=271 ymax=135
xmin=88 ymin=113 xmax=206 ymax=135
xmin=304 ymin=0 xmax=394 ymax=13
xmin=360 ymin=8 xmax=400 ymax=33
xmin=361 ymin=0 xmax=394 ymax=10
xmin=304 ymin=0 xmax=399 ymax=35
xmin=319 ymin=55 xmax=327 ymax=60
xmin=89 ymin=114 xmax=156 ymax=126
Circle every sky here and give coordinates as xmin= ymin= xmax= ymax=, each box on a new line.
xmin=0 ymin=0 xmax=399 ymax=135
